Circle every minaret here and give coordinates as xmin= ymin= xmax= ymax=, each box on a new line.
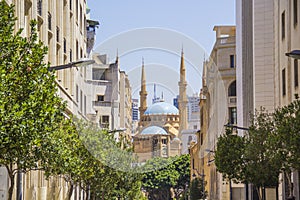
xmin=139 ymin=58 xmax=147 ymax=120
xmin=178 ymin=49 xmax=188 ymax=135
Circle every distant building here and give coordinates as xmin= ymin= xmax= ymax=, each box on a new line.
xmin=132 ymin=99 xmax=139 ymax=121
xmin=173 ymin=97 xmax=179 ymax=108
xmin=173 ymin=94 xmax=200 ymax=130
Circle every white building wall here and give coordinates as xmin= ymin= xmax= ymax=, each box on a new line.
xmin=253 ymin=0 xmax=276 ymax=112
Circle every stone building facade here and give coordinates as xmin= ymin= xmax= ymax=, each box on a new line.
xmin=190 ymin=25 xmax=237 ymax=200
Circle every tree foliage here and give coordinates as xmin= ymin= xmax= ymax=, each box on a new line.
xmin=0 ymin=1 xmax=66 ymax=199
xmin=142 ymin=154 xmax=190 ymax=200
xmin=0 ymin=2 xmax=144 ymax=199
xmin=190 ymin=177 xmax=207 ymax=200
xmin=215 ymin=101 xmax=300 ymax=199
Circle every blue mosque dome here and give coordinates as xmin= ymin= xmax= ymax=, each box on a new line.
xmin=141 ymin=126 xmax=168 ymax=135
xmin=144 ymin=102 xmax=179 ymax=115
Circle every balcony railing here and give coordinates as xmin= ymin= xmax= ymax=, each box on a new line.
xmin=93 ymin=101 xmax=112 ymax=107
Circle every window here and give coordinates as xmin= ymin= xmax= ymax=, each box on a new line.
xmin=84 ymin=95 xmax=86 ymax=115
xmin=76 ymin=85 xmax=79 ymax=102
xmin=200 ymin=133 xmax=203 ymax=145
xmin=69 ymin=0 xmax=72 ymax=10
xmin=294 ymin=0 xmax=298 ymax=26
xmin=97 ymin=95 xmax=104 ymax=102
xmin=37 ymin=0 xmax=42 ymax=16
xmin=193 ymin=125 xmax=197 ymax=130
xmin=48 ymin=12 xmax=52 ymax=30
xmin=76 ymin=40 xmax=79 ymax=60
xmin=200 ymin=109 xmax=203 ymax=127
xmin=162 ymin=139 xmax=167 ymax=144
xmin=76 ymin=0 xmax=78 ymax=21
xmin=69 ymin=49 xmax=72 ymax=62
xmin=80 ymin=90 xmax=83 ymax=111
xmin=63 ymin=38 xmax=66 ymax=53
xmin=192 ymin=158 xmax=195 ymax=169
xmin=282 ymin=11 xmax=285 ymax=40
xmin=100 ymin=116 xmax=109 ymax=128
xmin=295 ymin=60 xmax=299 ymax=87
xmin=228 ymin=81 xmax=237 ymax=96
xmin=80 ymin=5 xmax=83 ymax=31
xmin=229 ymin=107 xmax=237 ymax=125
xmin=56 ymin=26 xmax=60 ymax=42
xmin=282 ymin=68 xmax=286 ymax=96
xmin=188 ymin=136 xmax=193 ymax=144
xmin=230 ymin=55 xmax=235 ymax=68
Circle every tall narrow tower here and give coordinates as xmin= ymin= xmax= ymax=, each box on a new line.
xmin=139 ymin=59 xmax=147 ymax=120
xmin=178 ymin=49 xmax=188 ymax=135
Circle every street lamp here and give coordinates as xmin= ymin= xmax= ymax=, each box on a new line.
xmin=224 ymin=123 xmax=249 ymax=131
xmin=285 ymin=50 xmax=300 ymax=59
xmin=48 ymin=58 xmax=95 ymax=71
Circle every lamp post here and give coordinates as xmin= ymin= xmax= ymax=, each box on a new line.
xmin=48 ymin=58 xmax=95 ymax=71
xmin=285 ymin=50 xmax=300 ymax=59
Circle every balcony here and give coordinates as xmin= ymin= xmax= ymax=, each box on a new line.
xmin=93 ymin=101 xmax=112 ymax=107
xmin=216 ymin=36 xmax=235 ymax=47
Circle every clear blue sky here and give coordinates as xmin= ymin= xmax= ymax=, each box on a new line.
xmin=86 ymin=0 xmax=235 ymax=104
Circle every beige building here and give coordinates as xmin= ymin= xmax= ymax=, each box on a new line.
xmin=274 ymin=1 xmax=300 ymax=199
xmin=236 ymin=0 xmax=300 ymax=199
xmin=190 ymin=25 xmax=237 ymax=200
xmin=1 ymin=0 xmax=99 ymax=199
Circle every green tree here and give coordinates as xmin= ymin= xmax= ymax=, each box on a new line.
xmin=0 ymin=1 xmax=66 ymax=200
xmin=142 ymin=155 xmax=190 ymax=200
xmin=74 ymin=121 xmax=144 ymax=200
xmin=215 ymin=128 xmax=246 ymax=181
xmin=273 ymin=99 xmax=300 ymax=198
xmin=215 ymin=109 xmax=282 ymax=200
xmin=172 ymin=154 xmax=190 ymax=199
xmin=190 ymin=177 xmax=206 ymax=200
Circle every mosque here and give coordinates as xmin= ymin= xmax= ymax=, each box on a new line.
xmin=133 ymin=50 xmax=189 ymax=163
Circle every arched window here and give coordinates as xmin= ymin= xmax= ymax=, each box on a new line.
xmin=228 ymin=81 xmax=236 ymax=96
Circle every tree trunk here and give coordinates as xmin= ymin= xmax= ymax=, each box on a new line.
xmin=7 ymin=164 xmax=15 ymax=200
xmin=65 ymin=182 xmax=73 ymax=200
xmin=255 ymin=186 xmax=262 ymax=200
xmin=85 ymin=185 xmax=89 ymax=200
xmin=285 ymin=171 xmax=294 ymax=199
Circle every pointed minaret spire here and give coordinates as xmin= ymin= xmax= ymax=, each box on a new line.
xmin=139 ymin=58 xmax=147 ymax=120
xmin=180 ymin=48 xmax=186 ymax=80
xmin=178 ymin=48 xmax=188 ymax=137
